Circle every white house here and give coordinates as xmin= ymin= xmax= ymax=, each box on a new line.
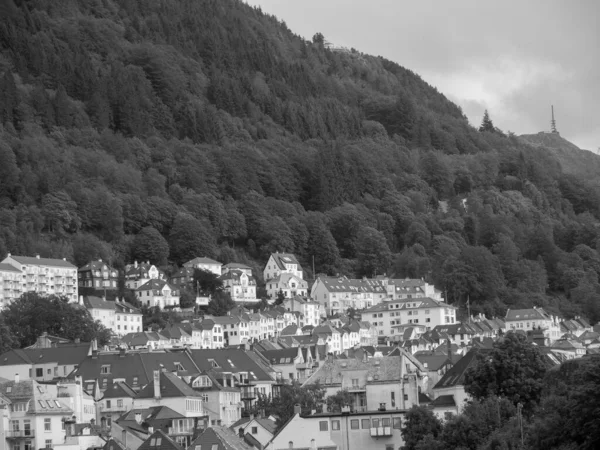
xmin=0 ymin=263 xmax=23 ymax=309
xmin=1 ymin=254 xmax=78 ymax=303
xmin=310 ymin=276 xmax=388 ymax=315
xmin=219 ymin=270 xmax=258 ymax=303
xmin=83 ymin=296 xmax=142 ymax=336
xmin=124 ymin=261 xmax=166 ymax=290
xmin=505 ymin=307 xmax=561 ymax=343
xmin=263 ymin=253 xmax=303 ymax=281
xmin=135 ymin=280 xmax=179 ymax=309
xmin=265 ymin=273 xmax=308 ymax=301
xmin=183 ymin=257 xmax=222 ymax=276
xmin=282 ymin=296 xmax=322 ymax=327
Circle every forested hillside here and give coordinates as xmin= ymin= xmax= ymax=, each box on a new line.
xmin=1 ymin=0 xmax=600 ymax=321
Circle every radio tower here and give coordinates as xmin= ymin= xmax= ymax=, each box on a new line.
xmin=551 ymin=105 xmax=558 ymax=134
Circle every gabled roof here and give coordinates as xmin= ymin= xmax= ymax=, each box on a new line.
xmin=316 ymin=276 xmax=387 ymax=294
xmin=188 ymin=349 xmax=272 ymax=382
xmin=103 ymin=438 xmax=127 ymax=450
xmin=258 ymin=348 xmax=300 ymax=365
xmin=138 ymin=430 xmax=184 ymax=450
xmin=223 ymin=263 xmax=252 ymax=271
xmin=0 ymin=263 xmax=20 ymax=272
xmin=414 ymin=354 xmax=454 ymax=372
xmin=0 ymin=344 xmax=91 ymax=367
xmin=137 ymin=279 xmax=172 ymax=291
xmin=184 ymin=257 xmax=222 ymax=267
xmin=433 ymin=348 xmax=488 ymax=389
xmin=102 ymin=381 xmax=137 ymax=400
xmin=136 ymin=372 xmax=204 ymax=399
xmin=364 ymin=297 xmax=454 ymax=314
xmin=268 ymin=272 xmax=307 ymax=286
xmin=280 ymin=324 xmax=299 ymax=336
xmin=269 ymin=253 xmax=302 ymax=271
xmin=219 ymin=270 xmax=256 ymax=284
xmin=121 ymin=332 xmax=168 ymax=347
xmin=4 ymin=254 xmax=76 ymax=268
xmin=431 ymin=394 xmax=456 ymax=408
xmin=170 ymin=267 xmax=195 ymax=278
xmin=505 ymin=307 xmax=553 ymax=322
xmin=191 ymin=427 xmax=253 ymax=450
xmin=79 ymin=260 xmax=115 ymax=271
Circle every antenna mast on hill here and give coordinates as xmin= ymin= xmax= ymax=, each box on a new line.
xmin=551 ymin=105 xmax=558 ymax=134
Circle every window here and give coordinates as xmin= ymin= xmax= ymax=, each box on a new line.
xmin=319 ymin=421 xmax=328 ymax=431
xmin=331 ymin=420 xmax=340 ymax=431
xmin=44 ymin=418 xmax=51 ymax=431
xmin=45 ymin=440 xmax=52 ymax=449
xmin=24 ymin=441 xmax=32 ymax=450
xmin=361 ymin=419 xmax=370 ymax=429
xmin=372 ymin=419 xmax=379 ymax=428
xmin=444 ymin=412 xmax=454 ymax=421
xmin=101 ymin=365 xmax=111 ymax=374
xmin=117 ymin=399 xmax=123 ymax=408
xmin=251 ymin=427 xmax=258 ymax=434
xmin=393 ymin=417 xmax=402 ymax=429
xmin=385 ymin=445 xmax=394 ymax=450
xmin=36 ymin=368 xmax=43 ymax=377
xmin=106 ymin=400 xmax=111 ymax=409
xmin=382 ymin=418 xmax=391 ymax=427
xmin=38 ymin=400 xmax=47 ymax=409
xmin=391 ymin=391 xmax=396 ymax=407
xmin=350 ymin=419 xmax=359 ymax=429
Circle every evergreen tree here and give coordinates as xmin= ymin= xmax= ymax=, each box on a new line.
xmin=479 ymin=109 xmax=496 ymax=132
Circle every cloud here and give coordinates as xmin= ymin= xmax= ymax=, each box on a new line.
xmin=246 ymin=0 xmax=600 ymax=149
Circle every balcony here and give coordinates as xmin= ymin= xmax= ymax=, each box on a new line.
xmin=346 ymin=384 xmax=366 ymax=392
xmin=100 ymin=404 xmax=127 ymax=412
xmin=168 ymin=427 xmax=193 ymax=436
xmin=370 ymin=427 xmax=392 ymax=437
xmin=6 ymin=430 xmax=35 ymax=439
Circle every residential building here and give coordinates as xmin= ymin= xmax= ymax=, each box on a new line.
xmin=282 ymin=296 xmax=322 ymax=327
xmin=83 ymin=296 xmax=142 ymax=336
xmin=190 ymin=372 xmax=241 ymax=427
xmin=135 ymin=371 xmax=206 ymax=419
xmin=303 ymin=351 xmax=426 ymax=412
xmin=266 ymin=404 xmax=404 ymax=450
xmin=219 ymin=270 xmax=258 ymax=303
xmin=0 ymin=263 xmax=22 ymax=309
xmin=263 ymin=253 xmax=307 ymax=300
xmin=209 ymin=317 xmax=249 ymax=347
xmin=1 ymin=377 xmax=74 ymax=450
xmin=504 ymin=307 xmax=561 ymax=342
xmin=222 ymin=263 xmax=252 ymax=276
xmin=1 ymin=253 xmax=78 ymax=303
xmin=183 ymin=258 xmax=222 ymax=276
xmin=136 ymin=280 xmax=180 ymax=309
xmin=78 ymin=259 xmax=118 ymax=291
xmin=124 ymin=262 xmax=166 ymax=290
xmin=311 ymin=276 xmax=389 ymax=315
xmin=0 ymin=339 xmax=91 ymax=382
xmin=256 ymin=348 xmax=304 ymax=381
xmin=99 ymin=381 xmax=137 ymax=426
xmin=312 ymin=323 xmax=342 ymax=354
xmin=121 ymin=332 xmax=171 ymax=350
xmin=363 ymin=297 xmax=456 ymax=338
xmin=232 ymin=416 xmax=277 ymax=449
xmin=386 ymin=278 xmax=442 ymax=301
xmin=169 ymin=267 xmax=195 ymax=289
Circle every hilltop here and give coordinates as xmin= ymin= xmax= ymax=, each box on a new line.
xmin=1 ymin=0 xmax=600 ymax=322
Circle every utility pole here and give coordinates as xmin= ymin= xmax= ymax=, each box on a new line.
xmin=551 ymin=105 xmax=558 ymax=134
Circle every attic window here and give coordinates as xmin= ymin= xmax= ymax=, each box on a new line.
xmin=101 ymin=365 xmax=111 ymax=374
xmin=38 ymin=400 xmax=47 ymax=409
xmin=133 ymin=377 xmax=138 ymax=386
xmin=6 ymin=387 xmax=11 ymax=393
xmin=54 ymin=400 xmax=62 ymax=408
xmin=46 ymin=400 xmax=54 ymax=409
xmin=175 ymin=362 xmax=184 ymax=371
xmin=37 ymin=386 xmax=44 ymax=393
xmin=209 ymin=359 xmax=219 ymax=368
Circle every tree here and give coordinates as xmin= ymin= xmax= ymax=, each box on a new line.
xmin=401 ymin=405 xmax=443 ymax=450
xmin=312 ymin=32 xmax=325 ymax=45
xmin=479 ymin=109 xmax=496 ymax=133
xmin=206 ymin=291 xmax=236 ymax=316
xmin=193 ymin=269 xmax=223 ymax=296
xmin=169 ymin=214 xmax=216 ymax=265
xmin=464 ymin=333 xmax=547 ymax=413
xmin=0 ymin=315 xmax=16 ymax=353
xmin=325 ymin=389 xmax=354 ymax=413
xmin=132 ymin=226 xmax=169 ymax=265
xmin=1 ymin=293 xmax=112 ymax=347
xmin=356 ymin=226 xmax=392 ymax=277
xmin=274 ymin=289 xmax=286 ymax=305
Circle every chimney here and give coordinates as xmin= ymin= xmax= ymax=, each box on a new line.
xmin=134 ymin=261 xmax=138 ymax=268
xmin=293 ymin=404 xmax=301 ymax=415
xmin=14 ymin=373 xmax=19 ymax=383
xmin=153 ymin=370 xmax=161 ymax=399
xmin=148 ymin=426 xmax=154 ymax=434
xmin=135 ymin=413 xmax=142 ymax=424
xmin=238 ymin=427 xmax=244 ymax=438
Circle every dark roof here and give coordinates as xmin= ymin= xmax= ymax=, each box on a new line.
xmin=102 ymin=381 xmax=137 ymax=400
xmin=431 ymin=395 xmax=456 ymax=408
xmin=5 ymin=254 xmax=76 ymax=268
xmin=138 ymin=430 xmax=184 ymax=450
xmin=505 ymin=307 xmax=552 ymax=322
xmin=269 ymin=253 xmax=302 ymax=271
xmin=258 ymin=348 xmax=299 ymax=365
xmin=414 ymin=354 xmax=453 ymax=372
xmin=188 ymin=350 xmax=272 ymax=382
xmin=102 ymin=438 xmax=127 ymax=450
xmin=136 ymin=372 xmax=204 ymax=399
xmin=0 ymin=344 xmax=90 ymax=367
xmin=433 ymin=349 xmax=488 ymax=389
xmin=79 ymin=260 xmax=115 ymax=271
xmin=121 ymin=332 xmax=168 ymax=347
xmin=254 ymin=418 xmax=277 ymax=435
xmin=190 ymin=427 xmax=253 ymax=450
xmin=83 ymin=297 xmax=140 ymax=313
xmin=0 ymin=263 xmax=20 ymax=272
xmin=184 ymin=257 xmax=222 ymax=266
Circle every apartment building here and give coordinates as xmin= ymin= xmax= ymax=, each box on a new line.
xmin=0 ymin=263 xmax=22 ymax=309
xmin=310 ymin=276 xmax=388 ymax=315
xmin=263 ymin=253 xmax=307 ymax=299
xmin=83 ymin=296 xmax=142 ymax=336
xmin=135 ymin=280 xmax=179 ymax=309
xmin=504 ymin=307 xmax=562 ymax=342
xmin=1 ymin=254 xmax=78 ymax=303
xmin=282 ymin=296 xmax=322 ymax=327
xmin=364 ymin=297 xmax=456 ymax=337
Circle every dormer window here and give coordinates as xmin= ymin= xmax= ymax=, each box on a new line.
xmin=101 ymin=365 xmax=111 ymax=374
xmin=175 ymin=362 xmax=184 ymax=371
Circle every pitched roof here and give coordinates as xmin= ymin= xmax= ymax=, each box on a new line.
xmin=505 ymin=307 xmax=553 ymax=322
xmin=433 ymin=348 xmax=488 ymax=389
xmin=121 ymin=332 xmax=168 ymax=347
xmin=0 ymin=263 xmax=20 ymax=272
xmin=316 ymin=276 xmax=387 ymax=294
xmin=0 ymin=344 xmax=91 ymax=367
xmin=4 ymin=254 xmax=76 ymax=268
xmin=223 ymin=263 xmax=252 ymax=270
xmin=188 ymin=349 xmax=273 ymax=382
xmin=137 ymin=279 xmax=171 ymax=291
xmin=138 ymin=430 xmax=184 ymax=450
xmin=136 ymin=372 xmax=204 ymax=399
xmin=363 ymin=297 xmax=454 ymax=314
xmin=190 ymin=427 xmax=253 ymax=450
xmin=102 ymin=381 xmax=137 ymax=399
xmin=414 ymin=354 xmax=454 ymax=372
xmin=79 ymin=260 xmax=115 ymax=271
xmin=431 ymin=394 xmax=456 ymax=408
xmin=269 ymin=253 xmax=302 ymax=271
xmin=184 ymin=257 xmax=222 ymax=267
xmin=258 ymin=348 xmax=300 ymax=365
xmin=280 ymin=324 xmax=299 ymax=336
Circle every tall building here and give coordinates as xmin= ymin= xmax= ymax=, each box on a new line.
xmin=0 ymin=263 xmax=22 ymax=309
xmin=1 ymin=254 xmax=78 ymax=303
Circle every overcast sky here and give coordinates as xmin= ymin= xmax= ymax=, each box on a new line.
xmin=246 ymin=0 xmax=599 ymax=151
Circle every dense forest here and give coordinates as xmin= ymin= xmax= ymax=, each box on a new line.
xmin=1 ymin=0 xmax=600 ymax=322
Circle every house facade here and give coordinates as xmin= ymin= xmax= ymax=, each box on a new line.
xmin=219 ymin=270 xmax=258 ymax=303
xmin=0 ymin=263 xmax=22 ymax=309
xmin=310 ymin=276 xmax=388 ymax=315
xmin=263 ymin=253 xmax=307 ymax=300
xmin=78 ymin=260 xmax=119 ymax=291
xmin=1 ymin=254 xmax=78 ymax=303
xmin=183 ymin=257 xmax=222 ymax=276
xmin=83 ymin=297 xmax=142 ymax=336
xmin=504 ymin=307 xmax=561 ymax=342
xmin=135 ymin=280 xmax=179 ymax=309
xmin=124 ymin=262 xmax=165 ymax=290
